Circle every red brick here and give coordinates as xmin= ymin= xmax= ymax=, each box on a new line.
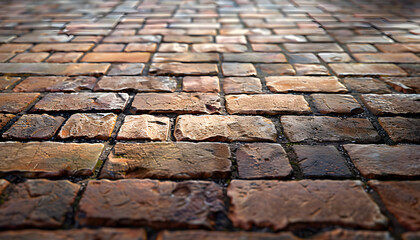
xmin=0 ymin=229 xmax=147 ymax=240
xmin=361 ymin=94 xmax=420 ymax=115
xmin=81 ymin=52 xmax=150 ymax=63
xmin=0 ymin=63 xmax=110 ymax=75
xmin=0 ymin=93 xmax=39 ymax=113
xmin=13 ymin=76 xmax=96 ymax=92
xmin=58 ymin=113 xmax=117 ymax=140
xmin=46 ymin=52 xmax=83 ymax=63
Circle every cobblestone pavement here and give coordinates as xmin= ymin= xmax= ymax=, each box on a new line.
xmin=0 ymin=0 xmax=419 ymax=239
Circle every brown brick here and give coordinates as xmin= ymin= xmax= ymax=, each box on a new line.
xmin=236 ymin=143 xmax=292 ymax=179
xmin=281 ymin=116 xmax=380 ymax=143
xmin=361 ymin=94 xmax=420 ymax=115
xmin=0 ymin=76 xmax=20 ymax=90
xmin=0 ymin=142 xmax=104 ymax=177
xmin=381 ymin=77 xmax=420 ymax=94
xmin=30 ymin=43 xmax=94 ymax=52
xmin=336 ymin=35 xmax=393 ymax=43
xmin=101 ymin=142 xmax=231 ymax=179
xmin=228 ymin=180 xmax=387 ymax=230
xmin=344 ymin=144 xmax=420 ymax=178
xmin=159 ymin=43 xmax=189 ymax=52
xmin=222 ymin=63 xmax=257 ymax=77
xmin=3 ymin=114 xmax=65 ymax=140
xmin=260 ymin=64 xmax=296 ymax=75
xmin=103 ymin=35 xmax=161 ymax=43
xmin=342 ymin=77 xmax=392 ymax=94
xmin=251 ymin=44 xmax=282 ymax=52
xmin=0 ymin=53 xmax=14 ymax=62
xmin=174 ymin=115 xmax=277 ymax=142
xmin=266 ymin=76 xmax=347 ymax=93
xmin=318 ymin=53 xmax=352 ymax=62
xmin=0 ymin=114 xmax=14 ymax=129
xmin=376 ymin=43 xmax=420 ymax=53
xmin=77 ymin=179 xmax=225 ymax=228
xmin=131 ymin=93 xmax=221 ymax=114
xmin=0 ymin=63 xmax=110 ymax=75
xmin=219 ymin=29 xmax=271 ymax=35
xmin=293 ymin=145 xmax=352 ymax=178
xmin=294 ymin=64 xmax=330 ymax=75
xmin=0 ymin=229 xmax=147 ymax=240
xmin=0 ymin=179 xmax=9 ymax=194
xmin=403 ymin=232 xmax=420 ymax=240
xmin=347 ymin=44 xmax=378 ymax=53
xmin=329 ymin=63 xmax=407 ymax=76
xmin=72 ymin=36 xmax=103 ymax=43
xmin=223 ymin=77 xmax=262 ymax=94
xmin=93 ymin=44 xmax=125 ymax=52
xmin=81 ymin=52 xmax=150 ymax=63
xmin=191 ymin=44 xmax=247 ymax=53
xmin=369 ymin=180 xmax=420 ymax=231
xmin=353 ymin=53 xmax=420 ymax=63
xmin=163 ymin=35 xmax=213 ymax=43
xmin=216 ymin=36 xmax=247 ymax=44
xmin=0 ymin=44 xmax=32 ymax=53
xmin=0 ymin=180 xmax=80 ymax=228
xmin=153 ymin=53 xmax=219 ymax=62
xmin=94 ymin=76 xmax=176 ymax=92
xmin=249 ymin=35 xmax=307 ymax=43
xmin=223 ymin=53 xmax=287 ymax=63
xmin=58 ymin=113 xmax=117 ymax=140
xmin=226 ymin=94 xmax=310 ymax=115
xmin=13 ymin=76 xmax=96 ymax=92
xmin=124 ymin=43 xmax=157 ymax=52
xmin=10 ymin=52 xmax=49 ymax=63
xmin=310 ymin=229 xmax=392 ymax=240
xmin=107 ymin=63 xmax=145 ymax=75
xmin=289 ymin=53 xmax=320 ymax=64
xmin=46 ymin=52 xmax=83 ymax=63
xmin=117 ymin=115 xmax=170 ymax=140
xmin=378 ymin=117 xmax=420 ymax=143
xmin=157 ymin=230 xmax=296 ymax=240
xmin=284 ymin=43 xmax=344 ymax=52
xmin=32 ymin=93 xmax=129 ymax=113
xmin=149 ymin=63 xmax=218 ymax=76
xmin=14 ymin=35 xmax=73 ymax=43
xmin=312 ymin=94 xmax=363 ymax=115
xmin=183 ymin=76 xmax=219 ymax=93
xmin=0 ymin=93 xmax=39 ymax=113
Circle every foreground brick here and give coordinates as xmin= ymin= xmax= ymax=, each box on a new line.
xmin=265 ymin=76 xmax=347 ymax=93
xmin=13 ymin=76 xmax=96 ymax=92
xmin=378 ymin=117 xmax=420 ymax=143
xmin=281 ymin=116 xmax=380 ymax=143
xmin=150 ymin=63 xmax=218 ymax=76
xmin=101 ymin=142 xmax=231 ymax=179
xmin=3 ymin=114 xmax=65 ymax=140
xmin=0 ymin=63 xmax=110 ymax=75
xmin=226 ymin=94 xmax=311 ymax=115
xmin=293 ymin=145 xmax=352 ymax=178
xmin=0 ymin=228 xmax=146 ymax=240
xmin=94 ymin=76 xmax=176 ymax=92
xmin=312 ymin=94 xmax=363 ymax=115
xmin=369 ymin=181 xmax=420 ymax=231
xmin=32 ymin=93 xmax=129 ymax=113
xmin=82 ymin=52 xmax=150 ymax=63
xmin=228 ymin=180 xmax=387 ymax=230
xmin=344 ymin=144 xmax=420 ymax=178
xmin=361 ymin=94 xmax=420 ymax=115
xmin=174 ymin=115 xmax=277 ymax=142
xmin=236 ymin=143 xmax=292 ymax=179
xmin=117 ymin=115 xmax=170 ymax=140
xmin=131 ymin=93 xmax=221 ymax=114
xmin=58 ymin=113 xmax=117 ymax=140
xmin=329 ymin=63 xmax=407 ymax=76
xmin=0 ymin=142 xmax=104 ymax=177
xmin=0 ymin=114 xmax=14 ymax=129
xmin=0 ymin=180 xmax=80 ymax=228
xmin=381 ymin=77 xmax=420 ymax=94
xmin=77 ymin=179 xmax=225 ymax=228
xmin=0 ymin=93 xmax=39 ymax=113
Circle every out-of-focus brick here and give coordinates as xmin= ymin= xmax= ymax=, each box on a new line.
xmin=342 ymin=77 xmax=392 ymax=93
xmin=153 ymin=53 xmax=219 ymax=62
xmin=149 ymin=63 xmax=218 ymax=76
xmin=329 ymin=63 xmax=407 ymax=76
xmin=0 ymin=63 xmax=110 ymax=75
xmin=30 ymin=43 xmax=94 ymax=52
xmin=10 ymin=52 xmax=49 ymax=63
xmin=0 ymin=229 xmax=147 ymax=240
xmin=94 ymin=76 xmax=176 ymax=92
xmin=81 ymin=52 xmax=150 ymax=63
xmin=0 ymin=76 xmax=20 ymax=90
xmin=183 ymin=76 xmax=219 ymax=93
xmin=46 ymin=52 xmax=83 ymax=63
xmin=13 ymin=76 xmax=96 ymax=92
xmin=223 ymin=53 xmax=287 ymax=63
xmin=222 ymin=63 xmax=257 ymax=76
xmin=192 ymin=43 xmax=247 ymax=53
xmin=266 ymin=76 xmax=347 ymax=93
xmin=381 ymin=77 xmax=420 ymax=94
xmin=223 ymin=77 xmax=262 ymax=94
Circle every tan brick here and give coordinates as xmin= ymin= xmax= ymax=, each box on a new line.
xmin=30 ymin=43 xmax=94 ymax=52
xmin=329 ymin=63 xmax=407 ymax=76
xmin=266 ymin=76 xmax=347 ymax=93
xmin=58 ymin=113 xmax=118 ymax=140
xmin=0 ymin=63 xmax=110 ymax=75
xmin=81 ymin=52 xmax=150 ymax=63
xmin=183 ymin=76 xmax=220 ymax=93
xmin=222 ymin=63 xmax=257 ymax=77
xmin=13 ymin=76 xmax=96 ymax=92
xmin=117 ymin=115 xmax=170 ymax=140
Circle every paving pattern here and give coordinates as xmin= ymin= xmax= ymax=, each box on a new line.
xmin=0 ymin=0 xmax=419 ymax=239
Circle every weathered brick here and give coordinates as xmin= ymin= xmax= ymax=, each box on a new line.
xmin=0 ymin=229 xmax=147 ymax=240
xmin=251 ymin=44 xmax=282 ymax=52
xmin=381 ymin=77 xmax=420 ymax=94
xmin=117 ymin=115 xmax=170 ymax=140
xmin=77 ymin=179 xmax=225 ymax=228
xmin=125 ymin=43 xmax=157 ymax=52
xmin=30 ymin=43 xmax=94 ymax=52
xmin=260 ymin=64 xmax=296 ymax=75
xmin=0 ymin=63 xmax=110 ymax=75
xmin=361 ymin=94 xmax=420 ymax=115
xmin=342 ymin=77 xmax=392 ymax=93
xmin=376 ymin=43 xmax=420 ymax=53
xmin=347 ymin=44 xmax=378 ymax=53
xmin=284 ymin=43 xmax=343 ymax=52
xmin=249 ymin=35 xmax=307 ymax=43
xmin=281 ymin=116 xmax=380 ymax=143
xmin=103 ymin=35 xmax=161 ymax=43
xmin=216 ymin=36 xmax=247 ymax=44
xmin=0 ymin=76 xmax=20 ymax=90
xmin=223 ymin=77 xmax=262 ymax=94
xmin=378 ymin=117 xmax=420 ymax=143
xmin=3 ymin=114 xmax=64 ymax=140
xmin=223 ymin=53 xmax=287 ymax=63
xmin=101 ymin=142 xmax=231 ymax=179
xmin=46 ymin=52 xmax=83 ymax=63
xmin=191 ymin=44 xmax=247 ymax=53
xmin=293 ymin=145 xmax=352 ymax=178
xmin=294 ymin=64 xmax=330 ymax=75
xmin=228 ymin=180 xmax=387 ymax=230
xmin=226 ymin=94 xmax=311 ymax=115
xmin=289 ymin=53 xmax=320 ymax=64
xmin=369 ymin=180 xmax=420 ymax=231
xmin=163 ymin=35 xmax=213 ymax=43
xmin=0 ymin=93 xmax=39 ymax=113
xmin=0 ymin=114 xmax=15 ymax=129
xmin=222 ymin=63 xmax=257 ymax=77
xmin=174 ymin=115 xmax=277 ymax=142
xmin=311 ymin=94 xmax=363 ymax=115
xmin=183 ymin=76 xmax=219 ymax=93
xmin=403 ymin=232 xmax=420 ymax=240
xmin=0 ymin=53 xmax=14 ymax=62
xmin=266 ymin=76 xmax=347 ymax=93
xmin=153 ymin=53 xmax=218 ymax=62
xmin=131 ymin=92 xmax=220 ymax=114
xmin=329 ymin=63 xmax=407 ymax=76
xmin=0 ymin=44 xmax=32 ymax=53
xmin=318 ymin=53 xmax=352 ymax=62
xmin=13 ymin=76 xmax=96 ymax=92
xmin=58 ymin=113 xmax=117 ymax=140
xmin=0 ymin=180 xmax=80 ymax=228
xmin=107 ymin=63 xmax=145 ymax=75
xmin=236 ymin=143 xmax=292 ymax=179
xmin=94 ymin=76 xmax=176 ymax=92
xmin=10 ymin=52 xmax=49 ymax=63
xmin=353 ymin=53 xmax=420 ymax=63
xmin=32 ymin=93 xmax=129 ymax=113
xmin=81 ymin=52 xmax=150 ymax=63
xmin=344 ymin=144 xmax=420 ymax=178
xmin=336 ymin=35 xmax=393 ymax=43
xmin=159 ymin=43 xmax=189 ymax=52
xmin=14 ymin=35 xmax=73 ymax=43
xmin=93 ymin=44 xmax=124 ymax=52
xmin=149 ymin=63 xmax=218 ymax=76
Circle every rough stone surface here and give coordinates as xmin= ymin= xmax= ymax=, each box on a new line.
xmin=94 ymin=76 xmax=177 ymax=92
xmin=175 ymin=115 xmax=277 ymax=142
xmin=223 ymin=77 xmax=262 ymax=94
xmin=361 ymin=94 xmax=420 ymax=115
xmin=0 ymin=180 xmax=80 ymax=228
xmin=0 ymin=142 xmax=104 ymax=177
xmin=77 ymin=179 xmax=225 ymax=228
xmin=101 ymin=142 xmax=231 ymax=179
xmin=311 ymin=94 xmax=363 ymax=115
xmin=117 ymin=115 xmax=170 ymax=140
xmin=58 ymin=113 xmax=117 ymax=140
xmin=13 ymin=76 xmax=96 ymax=92
xmin=281 ymin=116 xmax=380 ymax=143
xmin=369 ymin=180 xmax=420 ymax=231
xmin=378 ymin=117 xmax=420 ymax=143
xmin=130 ymin=93 xmax=221 ymax=114
xmin=236 ymin=143 xmax=292 ymax=179
xmin=228 ymin=180 xmax=387 ymax=230
xmin=266 ymin=76 xmax=347 ymax=93
xmin=0 ymin=93 xmax=40 ymax=113
xmin=344 ymin=144 xmax=420 ymax=178
xmin=225 ymin=94 xmax=311 ymax=115
xmin=3 ymin=114 xmax=65 ymax=140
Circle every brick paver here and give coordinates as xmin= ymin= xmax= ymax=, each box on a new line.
xmin=0 ymin=0 xmax=419 ymax=237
